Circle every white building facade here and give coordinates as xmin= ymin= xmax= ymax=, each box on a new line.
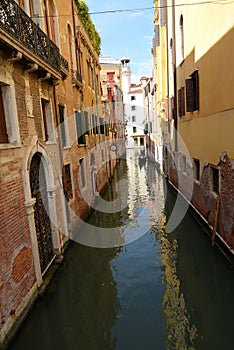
xmin=121 ymin=58 xmax=149 ymax=149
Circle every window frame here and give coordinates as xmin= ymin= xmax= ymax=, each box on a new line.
xmin=79 ymin=158 xmax=86 ymax=189
xmin=58 ymin=104 xmax=69 ymax=148
xmin=64 ymin=163 xmax=73 ymax=200
xmin=41 ymin=97 xmax=55 ymax=142
xmin=210 ymin=166 xmax=220 ymax=194
xmin=0 ymin=79 xmax=21 ymax=148
xmin=193 ymin=158 xmax=200 ymax=182
xmin=186 ymin=70 xmax=199 ymax=113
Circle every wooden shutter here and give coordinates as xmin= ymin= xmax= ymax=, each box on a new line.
xmin=186 ymin=78 xmax=194 ymax=112
xmin=181 ymin=86 xmax=185 ymax=116
xmin=178 ymin=89 xmax=182 ymax=117
xmin=48 ymin=0 xmax=56 ymax=43
xmin=84 ymin=111 xmax=89 ymax=135
xmin=41 ymin=99 xmax=48 ymax=141
xmin=76 ymin=111 xmax=85 ymax=145
xmin=192 ymin=70 xmax=199 ymax=111
xmin=59 ymin=105 xmax=66 ymax=147
xmin=0 ymin=87 xmax=8 ymax=143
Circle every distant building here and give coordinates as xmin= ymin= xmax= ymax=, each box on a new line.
xmin=121 ymin=58 xmax=150 ymax=149
xmin=99 ymin=56 xmax=125 ymax=165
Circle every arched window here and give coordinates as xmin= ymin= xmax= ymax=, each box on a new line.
xmin=68 ymin=24 xmax=76 ymax=76
xmin=43 ymin=0 xmax=59 ymax=45
xmin=170 ymin=38 xmax=174 ymax=66
xmin=180 ymin=14 xmax=184 ymax=61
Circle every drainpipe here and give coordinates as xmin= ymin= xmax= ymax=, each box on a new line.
xmin=52 ymin=84 xmax=70 ymax=238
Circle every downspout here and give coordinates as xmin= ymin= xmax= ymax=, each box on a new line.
xmin=52 ymin=84 xmax=69 ymax=225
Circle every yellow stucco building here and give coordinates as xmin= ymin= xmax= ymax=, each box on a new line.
xmin=153 ymin=0 xmax=234 ymax=255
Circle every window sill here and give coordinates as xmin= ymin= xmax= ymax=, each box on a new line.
xmin=194 ymin=179 xmax=200 ymax=185
xmin=45 ymin=140 xmax=57 ymax=145
xmin=0 ymin=142 xmax=22 ymax=150
xmin=63 ymin=145 xmax=72 ymax=150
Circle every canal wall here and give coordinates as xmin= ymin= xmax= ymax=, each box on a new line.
xmin=164 ymin=150 xmax=234 ymax=263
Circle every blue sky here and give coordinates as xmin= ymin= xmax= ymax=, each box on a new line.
xmin=85 ymin=0 xmax=154 ymax=83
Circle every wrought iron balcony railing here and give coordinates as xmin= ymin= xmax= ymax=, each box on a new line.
xmin=0 ymin=0 xmax=68 ymax=75
xmin=60 ymin=54 xmax=69 ymax=73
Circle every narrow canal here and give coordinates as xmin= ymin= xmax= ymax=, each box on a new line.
xmin=8 ymin=150 xmax=234 ymax=350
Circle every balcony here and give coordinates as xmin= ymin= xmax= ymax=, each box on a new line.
xmin=0 ymin=0 xmax=68 ymax=78
xmin=71 ymin=69 xmax=83 ymax=88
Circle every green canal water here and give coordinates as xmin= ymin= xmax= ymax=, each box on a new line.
xmin=8 ymin=151 xmax=234 ymax=350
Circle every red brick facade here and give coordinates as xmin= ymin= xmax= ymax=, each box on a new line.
xmin=0 ymin=0 xmax=125 ymax=347
xmin=164 ymin=148 xmax=234 ymax=254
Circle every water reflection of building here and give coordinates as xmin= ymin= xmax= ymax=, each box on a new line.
xmin=63 ymin=243 xmax=121 ymax=350
xmin=126 ymin=149 xmax=165 ymax=235
xmin=73 ymin=159 xmax=129 ymax=248
xmin=127 ymin=149 xmax=148 ymax=219
xmin=155 ymin=189 xmax=198 ymax=349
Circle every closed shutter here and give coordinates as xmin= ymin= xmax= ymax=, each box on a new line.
xmin=192 ymin=70 xmax=199 ymax=111
xmin=181 ymin=86 xmax=185 ymax=116
xmin=75 ymin=111 xmax=86 ymax=145
xmin=91 ymin=114 xmax=96 ymax=134
xmin=186 ymin=78 xmax=194 ymax=112
xmin=0 ymin=87 xmax=8 ymax=143
xmin=84 ymin=110 xmax=89 ymax=135
xmin=178 ymin=88 xmax=182 ymax=117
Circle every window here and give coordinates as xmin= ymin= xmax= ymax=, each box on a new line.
xmin=179 ymin=14 xmax=184 ymax=61
xmin=193 ymin=158 xmax=200 ymax=181
xmin=131 ymin=95 xmax=136 ymax=101
xmin=59 ymin=105 xmax=68 ymax=147
xmin=41 ymin=98 xmax=54 ymax=141
xmin=133 ymin=126 xmax=137 ymax=133
xmin=90 ymin=153 xmax=95 ymax=166
xmin=64 ymin=164 xmax=73 ymax=200
xmin=134 ymin=138 xmax=138 ymax=146
xmin=91 ymin=114 xmax=99 ymax=134
xmin=75 ymin=111 xmax=89 ymax=145
xmin=178 ymin=87 xmax=185 ymax=117
xmin=48 ymin=0 xmax=57 ymax=42
xmin=211 ymin=166 xmax=219 ymax=194
xmin=105 ymin=121 xmax=109 ymax=136
xmin=79 ymin=158 xmax=86 ymax=188
xmin=182 ymin=155 xmax=187 ymax=173
xmin=68 ymin=24 xmax=75 ymax=72
xmin=144 ymin=124 xmax=148 ymax=134
xmin=132 ymin=115 xmax=136 ymax=122
xmin=87 ymin=60 xmax=91 ymax=86
xmin=186 ymin=70 xmax=199 ymax=112
xmin=99 ymin=117 xmax=105 ymax=134
xmin=131 ymin=105 xmax=136 ymax=111
xmin=0 ymin=86 xmax=8 ymax=143
xmin=0 ymin=83 xmax=20 ymax=146
xmin=90 ymin=66 xmax=94 ymax=88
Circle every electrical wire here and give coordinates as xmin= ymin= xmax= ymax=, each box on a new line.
xmin=89 ymin=0 xmax=234 ymax=15
xmin=31 ymin=0 xmax=234 ymax=19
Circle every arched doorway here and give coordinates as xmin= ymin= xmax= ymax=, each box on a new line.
xmin=29 ymin=153 xmax=54 ymax=273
